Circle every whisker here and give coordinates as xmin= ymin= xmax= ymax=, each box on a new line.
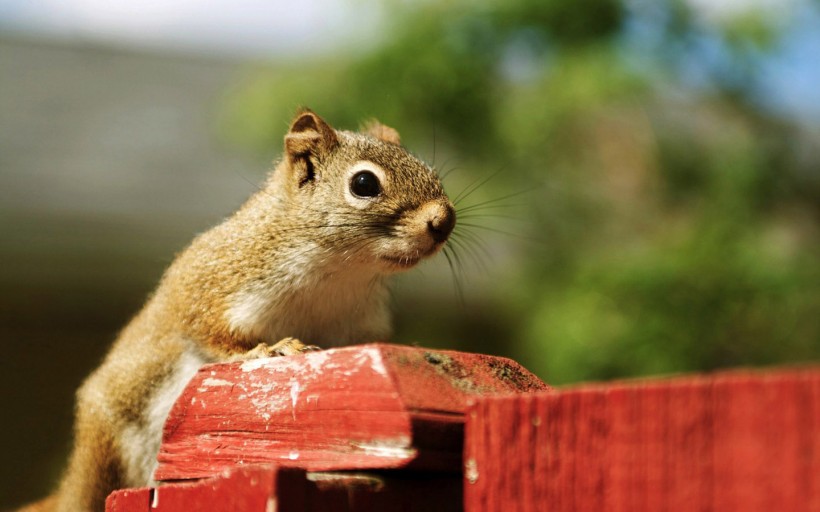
xmin=453 ymin=167 xmax=505 ymax=206
xmin=453 ymin=231 xmax=493 ymax=271
xmin=456 ymin=212 xmax=520 ymax=222
xmin=456 ymin=222 xmax=535 ymax=241
xmin=456 ymin=189 xmax=533 ymax=214
xmin=451 ymin=228 xmax=493 ymax=262
xmin=438 ymin=161 xmax=460 ymax=182
xmin=442 ymin=246 xmax=465 ymax=304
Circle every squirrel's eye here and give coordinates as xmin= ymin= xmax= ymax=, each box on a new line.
xmin=350 ymin=171 xmax=382 ymax=198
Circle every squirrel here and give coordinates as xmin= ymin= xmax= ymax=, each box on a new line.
xmin=20 ymin=109 xmax=455 ymax=512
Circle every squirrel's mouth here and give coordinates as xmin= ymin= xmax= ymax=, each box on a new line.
xmin=380 ymin=244 xmax=442 ymax=270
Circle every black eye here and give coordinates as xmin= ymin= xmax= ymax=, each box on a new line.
xmin=350 ymin=171 xmax=382 ymax=198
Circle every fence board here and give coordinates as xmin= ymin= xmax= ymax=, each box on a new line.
xmin=464 ymin=368 xmax=820 ymax=512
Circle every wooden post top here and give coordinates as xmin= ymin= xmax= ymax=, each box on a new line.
xmin=155 ymin=343 xmax=548 ymax=482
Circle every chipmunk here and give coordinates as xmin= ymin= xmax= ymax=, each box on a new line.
xmin=20 ymin=110 xmax=455 ymax=512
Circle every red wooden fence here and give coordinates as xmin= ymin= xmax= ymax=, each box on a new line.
xmin=464 ymin=368 xmax=820 ymax=512
xmin=106 ymin=344 xmax=819 ymax=511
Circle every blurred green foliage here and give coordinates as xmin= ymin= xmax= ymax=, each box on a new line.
xmin=221 ymin=0 xmax=819 ymax=384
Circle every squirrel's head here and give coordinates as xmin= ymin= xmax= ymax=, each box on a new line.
xmin=265 ymin=109 xmax=455 ymax=274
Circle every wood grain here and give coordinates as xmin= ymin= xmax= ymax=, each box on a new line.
xmin=464 ymin=367 xmax=820 ymax=512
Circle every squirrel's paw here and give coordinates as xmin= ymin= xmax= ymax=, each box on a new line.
xmin=236 ymin=338 xmax=321 ymax=361
xmin=270 ymin=337 xmax=322 ymax=356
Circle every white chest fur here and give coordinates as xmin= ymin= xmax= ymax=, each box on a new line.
xmin=226 ymin=266 xmax=391 ymax=346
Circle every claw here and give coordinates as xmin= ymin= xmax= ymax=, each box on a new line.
xmin=269 ymin=337 xmax=322 ymax=356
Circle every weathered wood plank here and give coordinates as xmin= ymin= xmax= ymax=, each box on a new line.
xmin=464 ymin=367 xmax=820 ymax=512
xmin=155 ymin=343 xmax=547 ymax=481
xmin=105 ymin=488 xmax=151 ymax=512
xmin=107 ymin=465 xmax=305 ymax=512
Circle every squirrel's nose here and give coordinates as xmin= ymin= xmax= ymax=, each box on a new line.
xmin=427 ymin=203 xmax=456 ymax=244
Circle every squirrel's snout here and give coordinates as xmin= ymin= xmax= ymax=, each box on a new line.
xmin=426 ymin=203 xmax=456 ymax=244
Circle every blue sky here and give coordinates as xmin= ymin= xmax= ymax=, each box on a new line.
xmin=757 ymin=4 xmax=820 ymax=126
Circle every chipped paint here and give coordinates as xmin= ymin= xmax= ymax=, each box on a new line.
xmin=290 ymin=380 xmax=301 ymax=421
xmin=304 ymin=350 xmax=331 ymax=374
xmin=240 ymin=357 xmax=274 ymax=373
xmin=364 ymin=348 xmax=388 ymax=377
xmin=202 ymin=377 xmax=234 ymax=387
xmin=350 ymin=438 xmax=415 ymax=459
xmin=465 ymin=458 xmax=479 ymax=484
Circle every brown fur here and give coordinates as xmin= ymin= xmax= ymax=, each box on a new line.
xmin=25 ymin=110 xmax=454 ymax=511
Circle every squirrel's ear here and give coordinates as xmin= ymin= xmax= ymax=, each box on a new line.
xmin=285 ymin=109 xmax=339 ymax=160
xmin=362 ymin=119 xmax=401 ymax=145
